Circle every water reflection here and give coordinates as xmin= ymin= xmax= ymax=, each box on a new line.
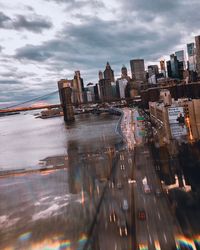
xmin=0 ymin=113 xmax=120 ymax=249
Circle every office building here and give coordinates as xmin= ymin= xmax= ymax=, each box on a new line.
xmin=160 ymin=60 xmax=166 ymax=77
xmin=175 ymin=50 xmax=185 ymax=77
xmin=99 ymin=62 xmax=115 ymax=101
xmin=170 ymin=54 xmax=179 ymax=79
xmin=187 ymin=43 xmax=196 ymax=71
xmin=175 ymin=50 xmax=185 ymax=63
xmin=195 ymin=35 xmax=200 ymax=77
xmin=148 ymin=65 xmax=159 ymax=77
xmin=116 ymin=65 xmax=131 ymax=98
xmin=116 ymin=79 xmax=128 ymax=99
xmin=167 ymin=61 xmax=172 ymax=78
xmin=121 ymin=65 xmax=127 ymax=77
xmin=73 ymin=71 xmax=84 ymax=103
xmin=148 ymin=65 xmax=159 ymax=84
xmin=149 ymin=91 xmax=200 ymax=142
xmin=104 ymin=62 xmax=115 ymax=83
xmin=130 ymin=59 xmax=145 ymax=82
xmin=160 ymin=89 xmax=172 ymax=106
xmin=99 ymin=71 xmax=103 ymax=80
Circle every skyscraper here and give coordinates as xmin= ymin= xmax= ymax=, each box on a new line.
xmin=116 ymin=65 xmax=131 ymax=98
xmin=170 ymin=54 xmax=179 ymax=79
xmin=160 ymin=60 xmax=166 ymax=77
xmin=73 ymin=71 xmax=84 ymax=103
xmin=104 ymin=62 xmax=115 ymax=83
xmin=99 ymin=71 xmax=103 ymax=80
xmin=195 ymin=35 xmax=200 ymax=77
xmin=167 ymin=61 xmax=172 ymax=78
xmin=175 ymin=50 xmax=185 ymax=77
xmin=130 ymin=59 xmax=145 ymax=82
xmin=187 ymin=43 xmax=196 ymax=71
xmin=175 ymin=50 xmax=185 ymax=63
xmin=148 ymin=65 xmax=159 ymax=77
xmin=99 ymin=62 xmax=114 ymax=101
xmin=121 ymin=65 xmax=128 ymax=78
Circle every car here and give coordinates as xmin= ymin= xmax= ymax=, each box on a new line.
xmin=120 ymin=164 xmax=125 ymax=170
xmin=117 ymin=182 xmax=123 ymax=189
xmin=109 ymin=211 xmax=117 ymax=222
xmin=118 ymin=220 xmax=128 ymax=237
xmin=155 ymin=188 xmax=162 ymax=197
xmin=138 ymin=210 xmax=146 ymax=220
xmin=108 ymin=180 xmax=115 ymax=188
xmin=143 ymin=184 xmax=151 ymax=194
xmin=121 ymin=199 xmax=129 ymax=211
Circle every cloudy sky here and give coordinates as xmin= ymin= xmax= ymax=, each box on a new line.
xmin=0 ymin=0 xmax=200 ymax=105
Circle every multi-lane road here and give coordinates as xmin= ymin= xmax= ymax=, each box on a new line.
xmin=96 ymin=108 xmax=183 ymax=250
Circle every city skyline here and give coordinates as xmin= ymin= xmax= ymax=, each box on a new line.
xmin=1 ymin=0 xmax=200 ymax=104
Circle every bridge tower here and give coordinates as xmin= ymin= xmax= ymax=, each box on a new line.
xmin=60 ymin=87 xmax=75 ymax=122
xmin=58 ymin=79 xmax=75 ymax=122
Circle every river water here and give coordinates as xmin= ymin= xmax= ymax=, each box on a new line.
xmin=0 ymin=112 xmax=121 ymax=249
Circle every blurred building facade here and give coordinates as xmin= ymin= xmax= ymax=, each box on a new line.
xmin=149 ymin=90 xmax=200 ymax=142
xmin=99 ymin=62 xmax=115 ymax=101
xmin=130 ymin=59 xmax=145 ymax=82
xmin=116 ymin=65 xmax=131 ymax=98
xmin=195 ymin=35 xmax=200 ymax=78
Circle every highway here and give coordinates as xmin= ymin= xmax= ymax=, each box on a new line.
xmin=95 ymin=107 xmax=183 ymax=250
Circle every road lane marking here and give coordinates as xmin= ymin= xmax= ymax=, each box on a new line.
xmin=149 ymin=235 xmax=152 ymax=244
xmin=158 ymin=212 xmax=161 ymax=220
xmin=163 ymin=233 xmax=167 ymax=242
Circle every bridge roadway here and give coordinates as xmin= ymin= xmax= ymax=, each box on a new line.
xmin=0 ymin=96 xmax=141 ymax=114
xmin=0 ymin=104 xmax=61 ymax=114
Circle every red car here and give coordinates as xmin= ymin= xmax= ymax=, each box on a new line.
xmin=138 ymin=210 xmax=146 ymax=220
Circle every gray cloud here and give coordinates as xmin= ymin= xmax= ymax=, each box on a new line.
xmin=15 ymin=44 xmax=53 ymax=61
xmin=15 ymin=16 xmax=181 ymax=76
xmin=0 ymin=12 xmax=52 ymax=33
xmin=0 ymin=11 xmax=11 ymax=27
xmin=13 ymin=15 xmax=52 ymax=33
xmin=0 ymin=79 xmax=21 ymax=85
xmin=124 ymin=0 xmax=179 ymax=13
xmin=2 ymin=0 xmax=200 ymax=103
xmin=45 ymin=0 xmax=104 ymax=10
xmin=1 ymin=71 xmax=36 ymax=79
xmin=123 ymin=0 xmax=200 ymax=31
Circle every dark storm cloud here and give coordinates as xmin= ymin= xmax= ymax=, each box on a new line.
xmin=0 ymin=11 xmax=52 ymax=33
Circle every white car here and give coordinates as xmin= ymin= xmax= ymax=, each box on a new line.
xmin=122 ymin=199 xmax=129 ymax=211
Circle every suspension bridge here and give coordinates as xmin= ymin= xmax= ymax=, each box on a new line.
xmin=0 ymin=88 xmax=141 ymax=114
